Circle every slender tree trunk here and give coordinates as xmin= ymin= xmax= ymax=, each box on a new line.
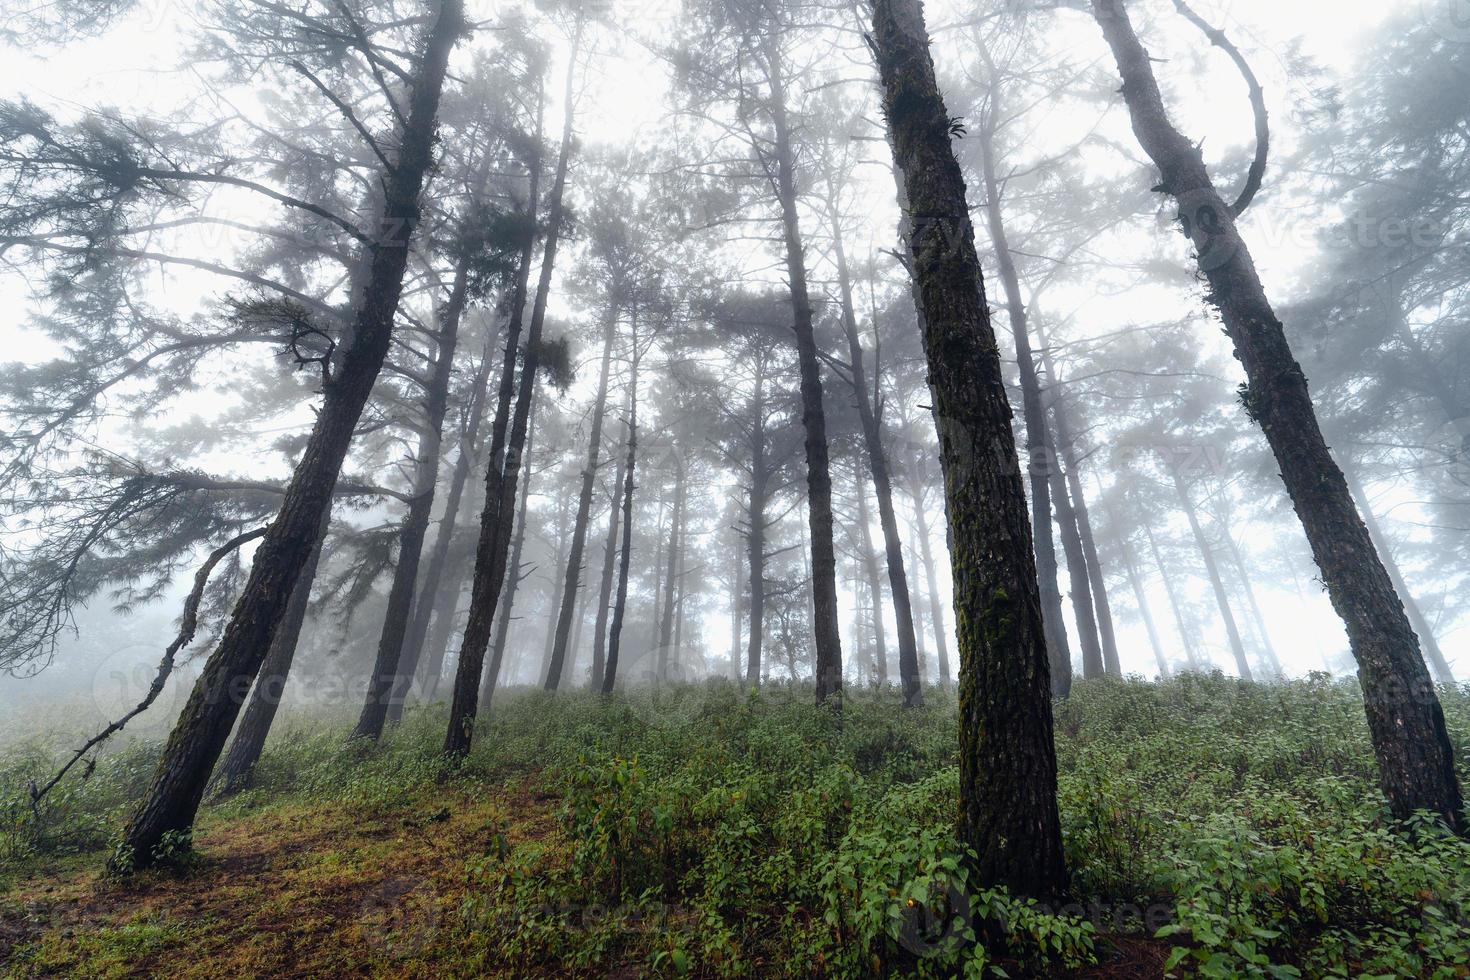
xmin=545 ymin=304 xmax=619 ymax=688
xmin=397 ymin=317 xmax=505 ymax=714
xmin=590 ymin=399 xmax=628 ymax=691
xmin=1144 ymin=517 xmax=1202 ymax=670
xmin=745 ymin=379 xmax=769 ymax=687
xmin=1094 ymin=0 xmax=1462 ymax=834
xmin=853 ymin=452 xmax=889 ymax=686
xmin=1049 ymin=441 xmax=1104 ymax=680
xmin=444 ymin=21 xmax=583 ymax=758
xmin=352 ymin=243 xmax=481 ymax=739
xmin=1219 ymin=526 xmax=1284 ymax=679
xmin=602 ymin=312 xmax=640 ymax=695
xmin=483 ymin=400 xmax=537 ymax=706
xmin=764 ymin=36 xmax=843 ymax=705
xmin=1344 ymin=465 xmax=1455 ymax=684
xmin=214 ymin=506 xmax=331 ymax=795
xmin=826 ymin=181 xmax=921 ymax=704
xmin=1035 ymin=318 xmax=1122 ymax=677
xmin=908 ymin=476 xmax=952 ymax=689
xmin=419 ymin=532 xmax=474 ymax=699
xmin=1097 ymin=487 xmax=1169 ymax=678
xmin=540 ymin=493 xmax=572 ymax=683
xmin=1172 ymin=471 xmax=1253 ymax=680
xmin=870 ymin=0 xmax=1066 ymax=897
xmin=730 ymin=539 xmax=744 ymax=680
xmin=656 ymin=459 xmax=686 ymax=683
xmin=113 ymin=0 xmax=463 ymax=869
xmin=975 ymin=102 xmax=1075 ymax=698
xmin=672 ymin=528 xmax=688 ymax=678
xmin=906 ymin=526 xmax=929 ymax=685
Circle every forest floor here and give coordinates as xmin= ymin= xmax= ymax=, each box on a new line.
xmin=2 ymin=676 xmax=1468 ymax=978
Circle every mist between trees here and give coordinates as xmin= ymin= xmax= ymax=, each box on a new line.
xmin=0 ymin=0 xmax=1468 ymax=975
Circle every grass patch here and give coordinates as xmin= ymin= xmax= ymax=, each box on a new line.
xmin=2 ymin=674 xmax=1469 ymax=977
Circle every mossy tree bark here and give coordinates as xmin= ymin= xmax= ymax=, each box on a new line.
xmin=869 ymin=0 xmax=1066 ymax=897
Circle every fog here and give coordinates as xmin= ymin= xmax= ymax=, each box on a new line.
xmin=1 ymin=0 xmax=1465 ymax=726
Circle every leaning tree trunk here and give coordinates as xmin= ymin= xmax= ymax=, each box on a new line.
xmin=1092 ymin=0 xmax=1463 ymax=830
xmin=444 ymin=21 xmax=583 ymax=757
xmin=590 ymin=402 xmax=629 ymax=691
xmin=213 ymin=506 xmax=331 ymax=795
xmin=544 ymin=306 xmax=618 ymax=688
xmin=870 ymin=0 xmax=1066 ymax=897
xmin=1343 ymin=464 xmax=1455 ymax=684
xmin=112 ymin=0 xmax=463 ymax=870
xmin=826 ymin=182 xmax=922 ymax=705
xmin=764 ymin=36 xmax=843 ymax=705
xmin=602 ymin=314 xmax=640 ymax=695
xmin=1172 ymin=470 xmax=1253 ymax=681
xmin=976 ymin=109 xmax=1076 ymax=698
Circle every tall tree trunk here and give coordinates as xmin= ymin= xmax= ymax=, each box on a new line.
xmin=590 ymin=399 xmax=629 ymax=691
xmin=730 ymin=537 xmax=744 ymax=680
xmin=1172 ymin=471 xmax=1253 ymax=680
xmin=482 ymin=406 xmax=537 ymax=706
xmin=975 ymin=93 xmax=1076 ymax=698
xmin=825 ymin=180 xmax=921 ymax=704
xmin=1218 ymin=526 xmax=1284 ymax=679
xmin=1093 ymin=0 xmax=1462 ymax=834
xmin=870 ymin=0 xmax=1066 ymax=897
xmin=1097 ymin=487 xmax=1169 ymax=678
xmin=444 ymin=20 xmax=583 ymax=758
xmin=396 ymin=317 xmax=506 ymax=715
xmin=656 ymin=458 xmax=686 ymax=684
xmin=745 ymin=378 xmax=770 ymax=687
xmin=540 ymin=492 xmax=572 ymax=683
xmin=1034 ymin=318 xmax=1122 ymax=677
xmin=213 ymin=506 xmax=331 ymax=795
xmin=545 ymin=304 xmax=619 ymax=688
xmin=908 ymin=473 xmax=952 ymax=689
xmin=764 ymin=35 xmax=843 ymax=705
xmin=1344 ymin=465 xmax=1455 ymax=684
xmin=113 ymin=0 xmax=463 ymax=870
xmin=1049 ymin=441 xmax=1104 ymax=680
xmin=352 ymin=237 xmax=481 ymax=739
xmin=1144 ymin=517 xmax=1202 ymax=670
xmin=853 ymin=452 xmax=889 ymax=686
xmin=906 ymin=526 xmax=930 ymax=685
xmin=602 ymin=310 xmax=640 ymax=695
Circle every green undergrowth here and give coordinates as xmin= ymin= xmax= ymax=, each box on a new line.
xmin=3 ymin=674 xmax=1470 ymax=977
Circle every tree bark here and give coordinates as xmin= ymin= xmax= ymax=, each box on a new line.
xmin=444 ymin=20 xmax=583 ymax=758
xmin=975 ymin=95 xmax=1076 ymax=698
xmin=764 ymin=34 xmax=843 ymax=705
xmin=113 ymin=0 xmax=463 ymax=870
xmin=213 ymin=506 xmax=331 ymax=795
xmin=1343 ymin=465 xmax=1455 ymax=685
xmin=1090 ymin=0 xmax=1463 ymax=830
xmin=870 ymin=0 xmax=1066 ymax=897
xmin=1049 ymin=432 xmax=1104 ymax=680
